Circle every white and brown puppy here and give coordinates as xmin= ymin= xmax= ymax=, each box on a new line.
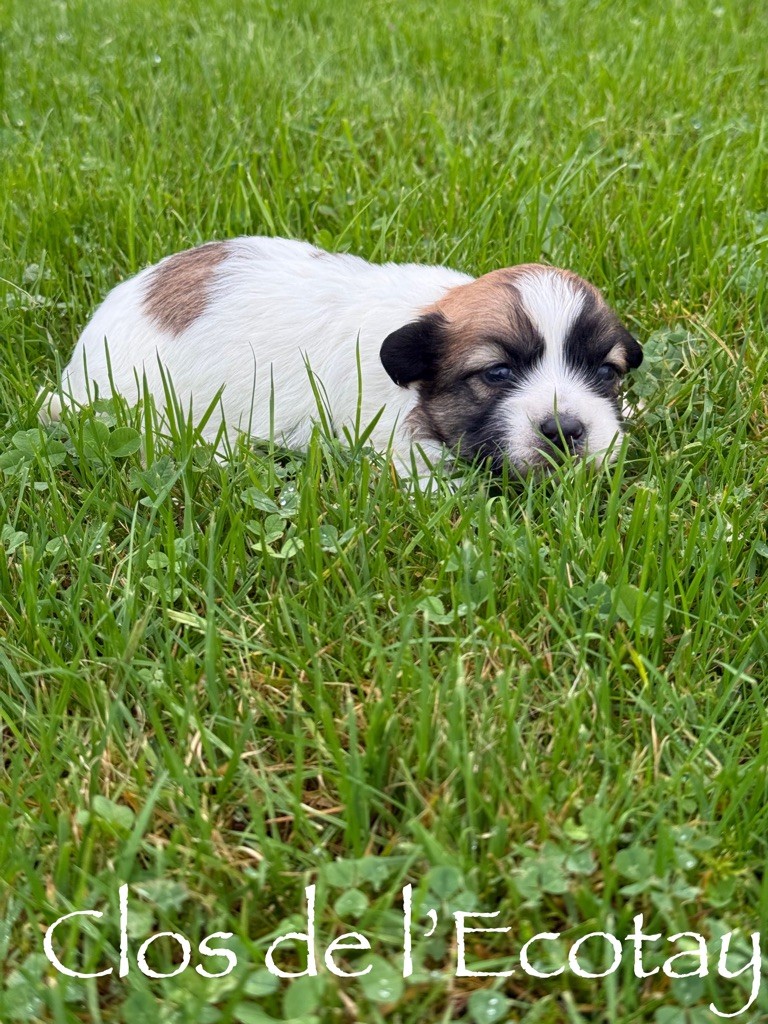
xmin=46 ymin=236 xmax=642 ymax=475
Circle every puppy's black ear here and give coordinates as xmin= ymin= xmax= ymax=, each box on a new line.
xmin=380 ymin=313 xmax=443 ymax=386
xmin=622 ymin=331 xmax=644 ymax=370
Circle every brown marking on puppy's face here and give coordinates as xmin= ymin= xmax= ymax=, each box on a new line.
xmin=380 ymin=264 xmax=643 ymax=473
xmin=143 ymin=241 xmax=231 ymax=335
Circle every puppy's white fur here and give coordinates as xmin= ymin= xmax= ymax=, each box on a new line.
xmin=45 ymin=236 xmax=640 ymax=475
xmin=500 ymin=271 xmax=619 ymax=467
xmin=47 ymin=238 xmax=468 ymax=470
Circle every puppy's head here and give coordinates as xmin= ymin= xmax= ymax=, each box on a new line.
xmin=380 ymin=265 xmax=643 ymax=474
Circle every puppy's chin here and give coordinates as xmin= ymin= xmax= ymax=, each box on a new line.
xmin=519 ymin=441 xmax=620 ymax=476
xmin=456 ymin=436 xmax=620 ymax=478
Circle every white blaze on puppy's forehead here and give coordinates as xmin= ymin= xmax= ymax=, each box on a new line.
xmin=493 ymin=270 xmax=624 ymax=466
xmin=514 ymin=269 xmax=585 ymax=356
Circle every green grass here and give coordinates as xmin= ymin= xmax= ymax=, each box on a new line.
xmin=1 ymin=0 xmax=767 ymax=1021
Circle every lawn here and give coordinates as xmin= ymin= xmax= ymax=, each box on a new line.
xmin=1 ymin=0 xmax=767 ymax=1021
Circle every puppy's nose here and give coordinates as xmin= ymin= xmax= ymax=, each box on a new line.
xmin=539 ymin=414 xmax=585 ymax=450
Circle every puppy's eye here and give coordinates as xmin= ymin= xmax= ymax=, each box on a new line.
xmin=596 ymin=364 xmax=619 ymax=383
xmin=482 ymin=364 xmax=514 ymax=384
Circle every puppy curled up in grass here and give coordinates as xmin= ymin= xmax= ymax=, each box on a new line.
xmin=43 ymin=236 xmax=643 ymax=477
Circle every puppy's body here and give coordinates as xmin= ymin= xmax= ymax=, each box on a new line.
xmin=49 ymin=236 xmax=642 ymax=474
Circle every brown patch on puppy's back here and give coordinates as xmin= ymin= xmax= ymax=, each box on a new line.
xmin=143 ymin=241 xmax=231 ymax=335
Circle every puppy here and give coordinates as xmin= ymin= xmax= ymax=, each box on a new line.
xmin=45 ymin=236 xmax=642 ymax=475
